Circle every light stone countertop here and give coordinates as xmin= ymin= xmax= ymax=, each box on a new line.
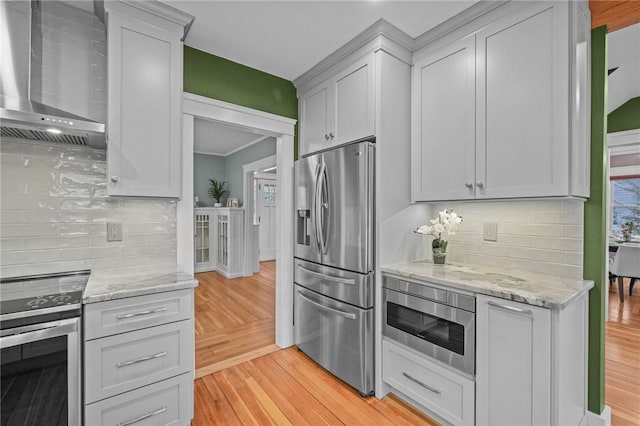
xmin=83 ymin=265 xmax=198 ymax=304
xmin=381 ymin=261 xmax=593 ymax=309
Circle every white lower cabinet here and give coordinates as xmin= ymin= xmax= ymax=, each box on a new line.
xmin=476 ymin=293 xmax=588 ymax=426
xmin=84 ymin=290 xmax=195 ymax=425
xmin=85 ymin=373 xmax=193 ymax=426
xmin=382 ymin=339 xmax=474 ymax=426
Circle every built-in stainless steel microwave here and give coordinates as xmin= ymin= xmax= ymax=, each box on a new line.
xmin=383 ymin=276 xmax=476 ymax=376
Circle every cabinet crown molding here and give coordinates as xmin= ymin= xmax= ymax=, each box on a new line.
xmin=105 ymin=0 xmax=194 ymax=40
xmin=293 ymin=18 xmax=413 ymax=91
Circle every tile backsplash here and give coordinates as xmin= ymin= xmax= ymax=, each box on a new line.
xmin=1 ymin=140 xmax=177 ymax=278
xmin=428 ymin=199 xmax=584 ymax=279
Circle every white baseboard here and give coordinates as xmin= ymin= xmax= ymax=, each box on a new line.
xmin=587 ymin=406 xmax=611 ymax=426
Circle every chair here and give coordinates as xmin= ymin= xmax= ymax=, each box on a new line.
xmin=610 ymin=244 xmax=640 ymax=303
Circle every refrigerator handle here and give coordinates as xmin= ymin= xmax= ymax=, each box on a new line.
xmin=313 ymin=162 xmax=323 ymax=254
xmin=320 ymin=163 xmax=329 ymax=254
xmin=315 ymin=161 xmax=327 ymax=255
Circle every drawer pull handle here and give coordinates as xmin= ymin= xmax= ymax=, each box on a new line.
xmin=402 ymin=372 xmax=441 ymax=395
xmin=298 ymin=265 xmax=356 ymax=285
xmin=117 ymin=351 xmax=167 ymax=368
xmin=118 ymin=406 xmax=166 ymax=426
xmin=117 ymin=307 xmax=168 ymax=319
xmin=487 ymin=301 xmax=532 ymax=315
xmin=297 ymin=291 xmax=357 ymax=320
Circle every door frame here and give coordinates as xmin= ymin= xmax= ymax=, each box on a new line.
xmin=242 ymin=155 xmax=277 ymax=274
xmin=178 ymin=92 xmax=297 ymax=348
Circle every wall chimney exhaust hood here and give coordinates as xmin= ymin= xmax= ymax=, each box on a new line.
xmin=0 ymin=1 xmax=106 ymax=149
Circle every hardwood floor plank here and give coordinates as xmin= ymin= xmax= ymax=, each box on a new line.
xmin=195 ymin=261 xmax=276 ymax=370
xmin=195 ymin=344 xmax=280 ymax=379
xmin=606 ymin=283 xmax=640 ymax=424
xmin=193 ymin=375 xmax=241 ymax=426
xmin=249 ymin=354 xmax=343 ymax=425
xmin=214 ymin=366 xmax=278 ymax=426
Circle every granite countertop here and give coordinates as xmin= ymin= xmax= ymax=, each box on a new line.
xmin=381 ymin=261 xmax=594 ymax=309
xmin=83 ymin=265 xmax=198 ymax=304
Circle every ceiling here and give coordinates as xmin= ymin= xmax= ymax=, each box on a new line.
xmin=608 ymin=22 xmax=640 ymax=113
xmin=194 ymin=118 xmax=270 ymax=156
xmin=166 ymin=0 xmax=476 ymax=81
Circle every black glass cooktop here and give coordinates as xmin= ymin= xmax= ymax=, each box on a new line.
xmin=0 ymin=270 xmax=90 ymax=328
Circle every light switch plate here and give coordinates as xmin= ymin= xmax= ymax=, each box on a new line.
xmin=484 ymin=222 xmax=498 ymax=242
xmin=107 ymin=222 xmax=122 ymax=242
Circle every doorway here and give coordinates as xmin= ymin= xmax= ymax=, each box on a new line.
xmin=177 ymin=93 xmax=296 ymax=375
xmin=256 ymin=176 xmax=277 ymax=261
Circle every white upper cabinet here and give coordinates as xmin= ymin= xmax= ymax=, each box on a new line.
xmin=299 ymin=54 xmax=375 ymax=156
xmin=411 ymin=37 xmax=476 ymax=202
xmin=411 ymin=1 xmax=590 ymax=202
xmin=105 ymin=2 xmax=192 ymax=198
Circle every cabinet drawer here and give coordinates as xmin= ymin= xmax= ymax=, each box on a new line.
xmin=85 ymin=320 xmax=193 ymax=403
xmin=383 ymin=339 xmax=474 ymax=426
xmin=85 ymin=372 xmax=193 ymax=426
xmin=84 ymin=290 xmax=192 ymax=340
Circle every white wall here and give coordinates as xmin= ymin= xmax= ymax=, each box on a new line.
xmin=1 ymin=140 xmax=177 ymax=278
xmin=426 ymin=199 xmax=584 ymax=279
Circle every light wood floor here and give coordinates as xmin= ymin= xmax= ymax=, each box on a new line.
xmin=194 ymin=261 xmax=277 ymax=378
xmin=194 ymin=265 xmax=640 ymax=425
xmin=193 ymin=262 xmax=438 ymax=425
xmin=606 ymin=278 xmax=640 ymax=426
xmin=193 ymin=347 xmax=439 ymax=426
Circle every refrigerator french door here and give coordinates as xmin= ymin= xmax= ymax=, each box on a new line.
xmin=294 ymin=140 xmax=375 ymax=396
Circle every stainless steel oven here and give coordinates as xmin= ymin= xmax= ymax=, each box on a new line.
xmin=383 ymin=275 xmax=475 ymax=376
xmin=0 ymin=271 xmax=88 ymax=426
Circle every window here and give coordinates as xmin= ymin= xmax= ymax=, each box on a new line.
xmin=611 ymin=177 xmax=640 ymax=237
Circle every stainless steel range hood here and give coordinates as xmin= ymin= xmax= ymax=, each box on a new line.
xmin=0 ymin=1 xmax=106 ymax=149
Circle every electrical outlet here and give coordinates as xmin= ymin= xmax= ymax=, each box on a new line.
xmin=107 ymin=222 xmax=122 ymax=242
xmin=484 ymin=222 xmax=498 ymax=242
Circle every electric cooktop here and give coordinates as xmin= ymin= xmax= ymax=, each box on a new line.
xmin=0 ymin=270 xmax=90 ymax=329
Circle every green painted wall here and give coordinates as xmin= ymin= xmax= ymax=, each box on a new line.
xmin=183 ymin=46 xmax=298 ymax=158
xmin=225 ymin=138 xmax=276 ymax=203
xmin=608 ymin=96 xmax=640 ymax=133
xmin=194 ymin=153 xmax=225 ymax=206
xmin=585 ymin=25 xmax=608 ymax=414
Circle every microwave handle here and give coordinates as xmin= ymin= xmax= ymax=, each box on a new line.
xmin=0 ymin=318 xmax=78 ymax=348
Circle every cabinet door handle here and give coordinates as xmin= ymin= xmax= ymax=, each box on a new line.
xmin=116 ymin=307 xmax=167 ymax=319
xmin=476 ymin=181 xmax=484 ymax=188
xmin=487 ymin=300 xmax=532 ymax=315
xmin=117 ymin=351 xmax=167 ymax=368
xmin=329 ymin=132 xmax=334 ymax=139
xmin=118 ymin=406 xmax=166 ymax=426
xmin=324 ymin=134 xmax=330 ymax=141
xmin=110 ymin=176 xmax=120 ymax=183
xmin=402 ymin=372 xmax=441 ymax=394
xmin=465 ymin=182 xmax=473 ymax=188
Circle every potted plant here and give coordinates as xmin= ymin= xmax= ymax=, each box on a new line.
xmin=415 ymin=209 xmax=463 ymax=265
xmin=208 ymin=179 xmax=228 ymax=207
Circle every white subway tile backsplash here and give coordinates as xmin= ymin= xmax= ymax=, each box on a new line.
xmin=430 ymin=200 xmax=585 ymax=279
xmin=0 ymin=140 xmax=177 ymax=278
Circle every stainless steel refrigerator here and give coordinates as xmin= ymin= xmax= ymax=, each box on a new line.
xmin=293 ymin=139 xmax=374 ymax=396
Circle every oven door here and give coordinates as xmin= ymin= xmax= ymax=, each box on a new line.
xmin=0 ymin=318 xmax=81 ymax=426
xmin=383 ymin=288 xmax=475 ymax=376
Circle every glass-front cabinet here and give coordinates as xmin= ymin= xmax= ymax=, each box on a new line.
xmin=194 ymin=208 xmax=215 ymax=272
xmin=194 ymin=208 xmax=244 ymax=278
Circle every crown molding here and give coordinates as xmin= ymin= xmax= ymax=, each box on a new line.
xmin=293 ymin=18 xmax=413 ymax=90
xmin=105 ymin=0 xmax=194 ymax=40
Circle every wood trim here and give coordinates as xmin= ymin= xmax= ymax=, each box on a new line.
xmin=610 ymin=173 xmax=640 ymax=180
xmin=590 ymin=1 xmax=640 ymax=32
xmin=195 ymin=344 xmax=280 ymax=378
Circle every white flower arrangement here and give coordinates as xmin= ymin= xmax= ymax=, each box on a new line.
xmin=415 ymin=209 xmax=463 ymax=254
